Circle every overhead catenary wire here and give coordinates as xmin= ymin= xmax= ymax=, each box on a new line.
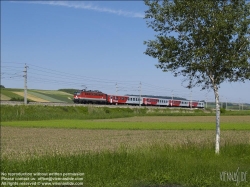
xmin=1 ymin=62 xmax=211 ymax=101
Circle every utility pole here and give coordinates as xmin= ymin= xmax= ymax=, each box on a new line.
xmin=116 ymin=83 xmax=118 ymax=95
xmin=171 ymin=90 xmax=174 ymax=107
xmin=226 ymin=97 xmax=227 ymax=110
xmin=190 ymin=89 xmax=192 ymax=109
xmin=139 ymin=82 xmax=141 ymax=107
xmin=205 ymin=94 xmax=207 ymax=108
xmin=23 ymin=64 xmax=28 ymax=105
xmin=221 ymin=96 xmax=223 ymax=109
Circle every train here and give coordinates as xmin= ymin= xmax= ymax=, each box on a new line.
xmin=73 ymin=89 xmax=205 ymax=108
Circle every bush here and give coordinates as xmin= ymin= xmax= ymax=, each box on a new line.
xmin=220 ymin=107 xmax=226 ymax=114
xmin=10 ymin=97 xmax=33 ymax=102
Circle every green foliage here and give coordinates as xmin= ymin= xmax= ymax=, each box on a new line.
xmin=9 ymin=97 xmax=33 ymax=102
xmin=9 ymin=97 xmax=24 ymax=101
xmin=1 ymin=105 xmax=249 ymax=122
xmin=0 ymin=85 xmax=5 ymax=88
xmin=2 ymin=143 xmax=250 ymax=187
xmin=144 ymin=0 xmax=250 ymax=89
xmin=0 ymin=105 xmax=137 ymax=122
xmin=220 ymin=107 xmax=226 ymax=114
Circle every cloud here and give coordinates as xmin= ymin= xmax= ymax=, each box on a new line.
xmin=28 ymin=1 xmax=144 ymax=18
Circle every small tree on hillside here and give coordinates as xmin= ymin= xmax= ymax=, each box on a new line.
xmin=144 ymin=0 xmax=250 ymax=154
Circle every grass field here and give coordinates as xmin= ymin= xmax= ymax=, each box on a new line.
xmin=2 ymin=116 xmax=250 ymax=130
xmin=1 ymin=114 xmax=250 ymax=186
xmin=2 ymin=126 xmax=250 ymax=160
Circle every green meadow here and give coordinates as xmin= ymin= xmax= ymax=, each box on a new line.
xmin=2 ymin=119 xmax=250 ymax=130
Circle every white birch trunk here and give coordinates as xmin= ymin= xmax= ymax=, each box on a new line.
xmin=214 ymin=85 xmax=220 ymax=154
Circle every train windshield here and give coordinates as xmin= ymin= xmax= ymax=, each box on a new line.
xmin=74 ymin=90 xmax=81 ymax=95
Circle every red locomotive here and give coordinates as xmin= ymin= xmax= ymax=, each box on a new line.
xmin=73 ymin=90 xmax=107 ymax=104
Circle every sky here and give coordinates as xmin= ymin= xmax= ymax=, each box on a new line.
xmin=1 ymin=1 xmax=250 ymax=104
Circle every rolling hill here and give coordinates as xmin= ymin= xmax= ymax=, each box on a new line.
xmin=0 ymin=88 xmax=74 ymax=103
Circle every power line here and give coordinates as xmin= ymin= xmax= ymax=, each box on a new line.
xmin=2 ymin=63 xmax=211 ymax=101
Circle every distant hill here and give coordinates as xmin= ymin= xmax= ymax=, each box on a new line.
xmin=0 ymin=88 xmax=74 ymax=103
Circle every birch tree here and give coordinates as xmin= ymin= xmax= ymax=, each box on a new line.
xmin=144 ymin=0 xmax=250 ymax=154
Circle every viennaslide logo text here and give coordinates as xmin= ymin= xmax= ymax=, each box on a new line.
xmin=220 ymin=167 xmax=247 ymax=186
